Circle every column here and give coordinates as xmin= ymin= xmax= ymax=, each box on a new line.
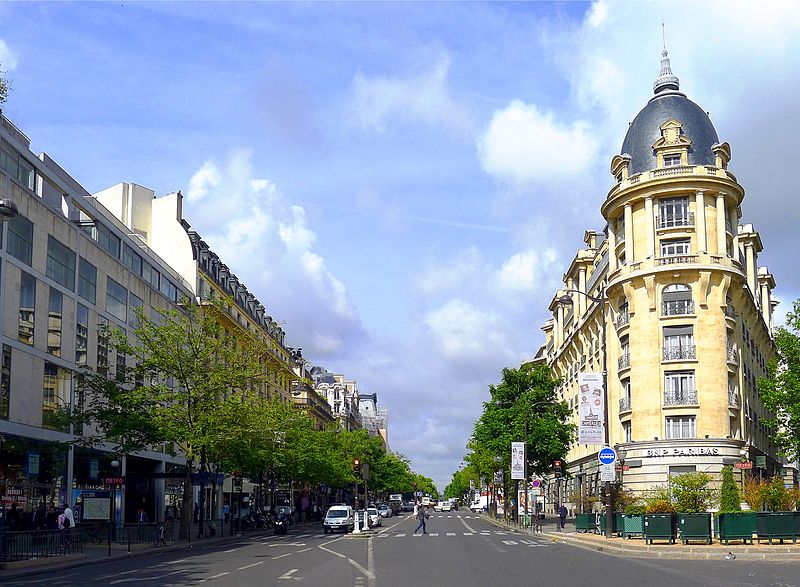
xmin=556 ymin=305 xmax=564 ymax=348
xmin=716 ymin=193 xmax=727 ymax=255
xmin=624 ymin=204 xmax=634 ymax=263
xmin=645 ymin=196 xmax=655 ymax=258
xmin=745 ymin=243 xmax=756 ymax=294
xmin=730 ymin=208 xmax=739 ymax=260
xmin=760 ymin=282 xmax=770 ymax=323
xmin=695 ymin=191 xmax=706 ymax=253
xmin=608 ymin=220 xmax=617 ymax=271
xmin=578 ymin=267 xmax=587 ymax=316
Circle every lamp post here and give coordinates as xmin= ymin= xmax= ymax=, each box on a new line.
xmin=558 ymin=287 xmax=613 ymax=538
xmin=0 ymin=198 xmax=19 ymax=221
xmin=109 ymin=459 xmax=120 ymax=543
xmin=616 ymin=447 xmax=627 ymax=504
xmin=738 ymin=446 xmax=749 ymax=492
xmin=522 ymin=401 xmax=556 ymax=528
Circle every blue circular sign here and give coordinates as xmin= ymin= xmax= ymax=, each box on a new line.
xmin=598 ymin=446 xmax=617 ymax=465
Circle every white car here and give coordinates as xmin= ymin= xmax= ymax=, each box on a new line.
xmin=440 ymin=501 xmax=452 ymax=512
xmin=323 ymin=505 xmax=354 ymax=534
xmin=433 ymin=501 xmax=444 ymax=512
xmin=367 ymin=507 xmax=381 ymax=527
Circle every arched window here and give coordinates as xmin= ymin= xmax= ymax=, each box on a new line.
xmin=662 ymin=284 xmax=693 ymax=316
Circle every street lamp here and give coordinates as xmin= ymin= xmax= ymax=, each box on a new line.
xmin=738 ymin=446 xmax=749 ymax=492
xmin=110 ymin=459 xmax=120 ymax=542
xmin=558 ymin=287 xmax=614 ymax=538
xmin=616 ymin=447 xmax=627 ymax=495
xmin=0 ymin=198 xmax=18 ymax=221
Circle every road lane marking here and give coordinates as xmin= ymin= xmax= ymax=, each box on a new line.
xmin=165 ymin=558 xmax=188 ymax=564
xmin=278 ymin=569 xmax=298 ymax=580
xmin=204 ymin=572 xmax=230 ymax=581
xmin=412 ymin=533 xmax=421 ymax=537
xmin=238 ymin=561 xmax=265 ymax=570
xmin=395 ymin=533 xmax=406 ymax=537
xmin=318 ymin=536 xmax=347 ymax=558
xmin=367 ymin=536 xmax=376 ymax=587
xmin=298 ymin=548 xmax=311 ymax=553
xmin=429 ymin=533 xmax=439 ymax=536
xmin=273 ymin=552 xmax=294 ymax=559
xmin=463 ymin=532 xmax=473 ymax=535
xmin=348 ymin=557 xmax=375 ymax=580
xmin=110 ymin=570 xmax=183 ymax=584
xmin=447 ymin=532 xmax=456 ymax=536
xmin=502 ymin=540 xmax=518 ymax=545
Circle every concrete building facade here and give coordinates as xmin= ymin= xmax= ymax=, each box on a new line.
xmin=538 ymin=52 xmax=791 ymax=510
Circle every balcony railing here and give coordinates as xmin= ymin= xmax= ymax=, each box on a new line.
xmin=662 ymin=299 xmax=694 ymax=316
xmin=664 ymin=389 xmax=698 ymax=406
xmin=619 ymin=396 xmax=632 ymax=412
xmin=616 ymin=310 xmax=630 ymax=328
xmin=656 ymin=255 xmax=698 ymax=266
xmin=663 ymin=345 xmax=696 ymax=361
xmin=618 ymin=353 xmax=630 ymax=370
xmin=725 ymin=305 xmax=736 ymax=319
xmin=727 ymin=345 xmax=739 ymax=364
xmin=652 ymin=165 xmax=694 ymax=178
xmin=728 ymin=389 xmax=740 ymax=407
xmin=615 ymin=228 xmax=625 ymax=243
xmin=656 ymin=212 xmax=695 ymax=229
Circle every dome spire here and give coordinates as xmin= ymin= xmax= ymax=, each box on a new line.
xmin=653 ymin=23 xmax=680 ymax=94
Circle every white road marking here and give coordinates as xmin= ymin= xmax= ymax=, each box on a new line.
xmin=110 ymin=570 xmax=183 ymax=584
xmin=502 ymin=540 xmax=518 ymax=545
xmin=459 ymin=516 xmax=478 ymax=533
xmin=269 ymin=542 xmax=307 ymax=547
xmin=318 ymin=536 xmax=347 ymax=558
xmin=165 ymin=558 xmax=188 ymax=564
xmin=278 ymin=569 xmax=298 ymax=580
xmin=429 ymin=532 xmax=439 ymax=536
xmin=273 ymin=552 xmax=294 ymax=559
xmin=298 ymin=547 xmax=311 ymax=553
xmin=447 ymin=532 xmax=456 ymax=536
xmin=205 ymin=571 xmax=230 ymax=581
xmin=395 ymin=533 xmax=406 ymax=537
xmin=412 ymin=533 xmax=422 ymax=537
xmin=348 ymin=557 xmax=375 ymax=580
xmin=238 ymin=561 xmax=265 ymax=570
xmin=95 ymin=570 xmax=138 ymax=580
xmin=367 ymin=536 xmax=376 ymax=587
xmin=463 ymin=532 xmax=473 ymax=536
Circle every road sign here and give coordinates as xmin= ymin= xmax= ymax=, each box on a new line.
xmin=735 ymin=461 xmax=753 ymax=469
xmin=755 ymin=456 xmax=766 ymax=469
xmin=531 ymin=479 xmax=540 ymax=488
xmin=614 ymin=464 xmax=630 ymax=472
xmin=600 ymin=463 xmax=616 ymax=482
xmin=598 ymin=446 xmax=617 ymax=466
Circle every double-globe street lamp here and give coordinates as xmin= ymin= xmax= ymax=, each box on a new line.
xmin=518 ymin=401 xmax=557 ymax=529
xmin=558 ymin=286 xmax=615 ymax=539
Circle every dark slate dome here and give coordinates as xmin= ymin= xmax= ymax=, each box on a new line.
xmin=621 ymin=50 xmax=719 ymax=175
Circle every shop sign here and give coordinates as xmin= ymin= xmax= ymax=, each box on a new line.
xmin=645 ymin=447 xmax=720 ymax=458
xmin=734 ymin=461 xmax=753 ymax=469
xmin=755 ymin=456 xmax=767 ymax=469
xmin=25 ymin=451 xmax=40 ymax=476
xmin=102 ymin=476 xmax=125 ymax=485
xmin=578 ymin=373 xmax=605 ymax=444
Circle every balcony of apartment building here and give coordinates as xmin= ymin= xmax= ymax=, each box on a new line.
xmin=607 ymin=164 xmax=738 ymax=200
xmin=662 ymin=344 xmax=696 ymax=361
xmin=661 ymin=299 xmax=694 ymax=317
xmin=656 ymin=211 xmax=695 ymax=230
xmin=618 ymin=352 xmax=631 ymax=372
xmin=663 ymin=388 xmax=699 ymax=407
xmin=615 ymin=306 xmax=630 ymax=330
xmin=726 ymin=344 xmax=739 ymax=367
xmin=728 ymin=387 xmax=740 ymax=409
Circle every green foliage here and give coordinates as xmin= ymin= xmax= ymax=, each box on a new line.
xmin=741 ymin=476 xmax=767 ymax=511
xmin=444 ymin=466 xmax=479 ymax=500
xmin=469 ymin=364 xmax=574 ymax=477
xmin=670 ymin=472 xmax=714 ymax=513
xmin=719 ymin=466 xmax=742 ymax=513
xmin=759 ymin=299 xmax=800 ymax=461
xmin=614 ymin=489 xmax=641 ymax=515
xmin=0 ymin=63 xmax=7 ymax=105
xmin=763 ymin=475 xmax=791 ymax=511
xmin=644 ymin=485 xmax=676 ymax=513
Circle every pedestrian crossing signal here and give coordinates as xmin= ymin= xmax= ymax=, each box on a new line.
xmin=553 ymin=460 xmax=563 ymax=478
xmin=353 ymin=459 xmax=362 ymax=474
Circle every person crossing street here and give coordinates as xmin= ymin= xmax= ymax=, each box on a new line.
xmin=413 ymin=501 xmax=429 ymax=535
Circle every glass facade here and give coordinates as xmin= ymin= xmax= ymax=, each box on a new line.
xmin=7 ymin=214 xmax=34 ymax=266
xmin=47 ymin=287 xmax=63 ymax=357
xmin=78 ymin=257 xmax=97 ymax=304
xmin=19 ymin=271 xmax=36 ymax=346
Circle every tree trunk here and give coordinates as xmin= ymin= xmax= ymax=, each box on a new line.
xmin=180 ymin=457 xmax=194 ymax=540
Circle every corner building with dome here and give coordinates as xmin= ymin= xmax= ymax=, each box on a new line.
xmin=537 ymin=50 xmax=794 ymax=511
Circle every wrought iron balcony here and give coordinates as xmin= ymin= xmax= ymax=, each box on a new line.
xmin=616 ymin=310 xmax=630 ymax=328
xmin=619 ymin=396 xmax=632 ymax=412
xmin=664 ymin=389 xmax=698 ymax=406
xmin=728 ymin=389 xmax=740 ymax=407
xmin=662 ymin=345 xmax=696 ymax=361
xmin=656 ymin=212 xmax=695 ymax=229
xmin=662 ymin=300 xmax=694 ymax=316
xmin=725 ymin=305 xmax=736 ymax=319
xmin=618 ymin=353 xmax=630 ymax=370
xmin=727 ymin=345 xmax=739 ymax=364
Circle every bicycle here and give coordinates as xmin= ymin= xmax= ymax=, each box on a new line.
xmin=153 ymin=522 xmax=174 ymax=547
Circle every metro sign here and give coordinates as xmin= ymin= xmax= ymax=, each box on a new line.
xmin=734 ymin=461 xmax=753 ymax=469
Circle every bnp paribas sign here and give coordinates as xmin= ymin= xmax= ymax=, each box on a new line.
xmin=646 ymin=447 xmax=721 ymax=458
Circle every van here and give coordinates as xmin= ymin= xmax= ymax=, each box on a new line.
xmin=323 ymin=504 xmax=354 ymax=534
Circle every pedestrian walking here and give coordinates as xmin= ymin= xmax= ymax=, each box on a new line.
xmin=193 ymin=503 xmax=199 ymax=523
xmin=58 ymin=508 xmax=72 ymax=550
xmin=223 ymin=503 xmax=230 ymax=524
xmin=558 ymin=504 xmax=567 ymax=529
xmin=413 ymin=503 xmax=429 ymax=535
xmin=64 ymin=504 xmax=76 ymax=529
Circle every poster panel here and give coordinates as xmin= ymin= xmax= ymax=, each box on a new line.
xmin=510 ymin=442 xmax=526 ymax=480
xmin=578 ymin=372 xmax=605 ymax=444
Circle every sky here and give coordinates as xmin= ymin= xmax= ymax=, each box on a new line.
xmin=1 ymin=1 xmax=799 ymax=491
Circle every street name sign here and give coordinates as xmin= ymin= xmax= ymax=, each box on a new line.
xmin=598 ymin=446 xmax=617 ymax=466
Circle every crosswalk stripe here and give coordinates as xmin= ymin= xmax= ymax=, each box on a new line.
xmin=447 ymin=532 xmax=456 ymax=536
xmin=429 ymin=533 xmax=439 ymax=536
xmin=396 ymin=533 xmax=406 ymax=537
xmin=502 ymin=540 xmax=518 ymax=545
xmin=463 ymin=532 xmax=473 ymax=536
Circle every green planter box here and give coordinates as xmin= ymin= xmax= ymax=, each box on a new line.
xmin=598 ymin=512 xmax=622 ymax=535
xmin=718 ymin=512 xmax=755 ymax=545
xmin=644 ymin=513 xmax=676 ymax=544
xmin=756 ymin=512 xmax=797 ymax=545
xmin=678 ymin=512 xmax=712 ymax=544
xmin=795 ymin=512 xmax=800 ymax=537
xmin=621 ymin=514 xmax=644 ymax=539
xmin=575 ymin=513 xmax=592 ymax=533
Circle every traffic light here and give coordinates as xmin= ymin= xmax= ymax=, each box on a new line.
xmin=553 ymin=459 xmax=563 ymax=478
xmin=353 ymin=458 xmax=362 ymax=475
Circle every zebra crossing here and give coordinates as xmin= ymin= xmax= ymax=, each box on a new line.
xmin=374 ymin=530 xmax=549 ymax=547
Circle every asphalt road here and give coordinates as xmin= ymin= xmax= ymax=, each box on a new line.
xmin=5 ymin=513 xmax=800 ymax=586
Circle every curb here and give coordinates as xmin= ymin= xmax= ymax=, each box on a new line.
xmin=0 ymin=522 xmax=323 ymax=580
xmin=481 ymin=516 xmax=800 ymax=561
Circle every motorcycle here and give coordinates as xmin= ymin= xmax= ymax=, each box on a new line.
xmin=274 ymin=517 xmax=288 ymax=535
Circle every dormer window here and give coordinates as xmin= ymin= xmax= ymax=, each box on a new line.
xmin=664 ymin=154 xmax=681 ymax=167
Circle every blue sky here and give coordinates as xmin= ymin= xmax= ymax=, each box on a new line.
xmin=2 ymin=1 xmax=799 ymax=490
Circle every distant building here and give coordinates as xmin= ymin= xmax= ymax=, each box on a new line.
xmin=358 ymin=393 xmax=389 ymax=450
xmin=310 ymin=366 xmax=362 ymax=431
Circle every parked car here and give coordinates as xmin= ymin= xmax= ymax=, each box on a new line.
xmin=367 ymin=507 xmax=381 ymax=527
xmin=377 ymin=504 xmax=391 ymax=518
xmin=323 ymin=505 xmax=354 ymax=534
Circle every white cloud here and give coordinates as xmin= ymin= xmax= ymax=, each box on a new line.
xmin=414 ymin=247 xmax=482 ymax=295
xmin=586 ymin=1 xmax=608 ymax=28
xmin=477 ymin=100 xmax=598 ymax=185
xmin=0 ymin=39 xmax=18 ymax=70
xmin=183 ymin=150 xmax=364 ymax=357
xmin=497 ymin=249 xmax=558 ymax=292
xmin=424 ymin=299 xmax=507 ymax=359
xmin=348 ymin=56 xmax=473 ymax=134
xmin=186 ymin=161 xmax=220 ymax=202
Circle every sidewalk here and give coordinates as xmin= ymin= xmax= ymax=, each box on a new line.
xmin=484 ymin=515 xmax=800 ymax=561
xmin=0 ymin=518 xmax=323 ymax=580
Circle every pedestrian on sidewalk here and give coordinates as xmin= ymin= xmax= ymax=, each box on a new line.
xmin=413 ymin=503 xmax=429 ymax=535
xmin=223 ymin=503 xmax=230 ymax=524
xmin=193 ymin=503 xmax=199 ymax=523
xmin=558 ymin=504 xmax=567 ymax=529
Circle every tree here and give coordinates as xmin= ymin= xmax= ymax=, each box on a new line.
xmin=741 ymin=476 xmax=767 ymax=511
xmin=759 ymin=299 xmax=800 ymax=460
xmin=0 ymin=63 xmax=8 ymax=106
xmin=670 ymin=472 xmax=713 ymax=513
xmin=718 ymin=466 xmax=741 ymax=513
xmin=77 ymin=301 xmax=273 ymax=539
